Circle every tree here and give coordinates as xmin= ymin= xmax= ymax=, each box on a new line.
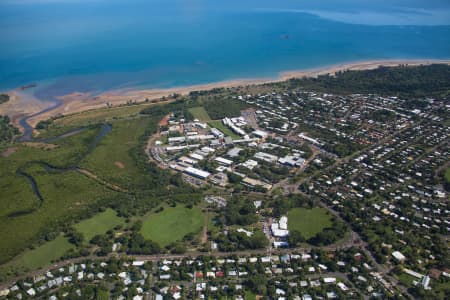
xmin=246 ymin=274 xmax=268 ymax=295
xmin=287 ymin=230 xmax=305 ymax=246
xmin=67 ymin=231 xmax=84 ymax=246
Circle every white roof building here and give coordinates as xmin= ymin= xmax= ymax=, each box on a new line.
xmin=392 ymin=251 xmax=406 ymax=262
xmin=254 ymin=152 xmax=278 ymax=163
xmin=271 ymin=223 xmax=289 ymax=237
xmin=279 ymin=216 xmax=288 ymax=230
xmin=242 ymin=159 xmax=258 ymax=170
xmin=214 ymin=157 xmax=233 ymax=166
xmin=184 ymin=167 xmax=211 ymax=179
xmin=253 ymin=130 xmax=268 ymax=138
xmin=168 ymin=136 xmax=186 ymax=144
xmin=189 ymin=153 xmax=204 ymax=161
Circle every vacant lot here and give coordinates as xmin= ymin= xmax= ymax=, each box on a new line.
xmin=188 ymin=106 xmax=211 ymax=122
xmin=287 ymin=207 xmax=333 ymax=239
xmin=140 ymin=206 xmax=204 ymax=247
xmin=74 ymin=208 xmax=125 ymax=242
xmin=207 ymin=120 xmax=240 ymax=140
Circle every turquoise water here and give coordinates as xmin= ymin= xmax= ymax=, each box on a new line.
xmin=0 ymin=0 xmax=449 ymax=99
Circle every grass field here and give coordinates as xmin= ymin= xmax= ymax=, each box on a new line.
xmin=445 ymin=168 xmax=450 ymax=183
xmin=16 ymin=235 xmax=73 ymax=269
xmin=188 ymin=106 xmax=211 ymax=122
xmin=244 ymin=291 xmax=257 ymax=300
xmin=207 ymin=120 xmax=240 ymax=140
xmin=74 ymin=208 xmax=125 ymax=242
xmin=0 ymin=235 xmax=73 ymax=278
xmin=140 ymin=206 xmax=204 ymax=247
xmin=287 ymin=207 xmax=333 ymax=239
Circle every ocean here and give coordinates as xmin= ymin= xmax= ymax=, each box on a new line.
xmin=0 ymin=0 xmax=449 ymax=100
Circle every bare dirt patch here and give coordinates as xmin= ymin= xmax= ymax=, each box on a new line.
xmin=159 ymin=114 xmax=170 ymax=127
xmin=1 ymin=147 xmax=18 ymax=157
xmin=114 ymin=161 xmax=125 ymax=169
xmin=200 ymin=214 xmax=208 ymax=244
xmin=22 ymin=142 xmax=58 ymax=150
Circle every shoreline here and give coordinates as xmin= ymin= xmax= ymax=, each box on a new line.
xmin=2 ymin=58 xmax=450 ymax=132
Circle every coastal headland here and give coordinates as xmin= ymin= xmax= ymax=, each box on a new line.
xmin=1 ymin=59 xmax=450 ymax=133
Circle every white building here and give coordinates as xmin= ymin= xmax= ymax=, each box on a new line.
xmin=184 ymin=167 xmax=211 ymax=179
xmin=254 ymin=152 xmax=278 ymax=163
xmin=392 ymin=251 xmax=406 ymax=262
xmin=279 ymin=216 xmax=288 ymax=230
xmin=252 ymin=130 xmax=268 ymax=138
xmin=214 ymin=157 xmax=233 ymax=166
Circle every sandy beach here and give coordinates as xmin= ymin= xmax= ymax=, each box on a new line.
xmin=2 ymin=58 xmax=450 ymax=131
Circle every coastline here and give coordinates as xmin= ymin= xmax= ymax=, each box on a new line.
xmin=2 ymin=58 xmax=450 ymax=132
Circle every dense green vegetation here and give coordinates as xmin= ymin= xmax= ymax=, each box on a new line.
xmin=0 ymin=163 xmax=124 ymax=263
xmin=367 ymin=109 xmax=397 ymax=122
xmin=219 ymin=197 xmax=259 ymax=226
xmin=0 ymin=115 xmax=19 ymax=144
xmin=215 ymin=229 xmax=268 ymax=252
xmin=202 ymin=97 xmax=249 ymax=119
xmin=80 ymin=117 xmax=156 ymax=188
xmin=0 ymin=124 xmax=137 ymax=269
xmin=284 ymin=64 xmax=450 ymax=98
xmin=444 ymin=168 xmax=450 ymax=192
xmin=0 ymin=94 xmax=9 ymax=104
xmin=140 ymin=206 xmax=204 ymax=247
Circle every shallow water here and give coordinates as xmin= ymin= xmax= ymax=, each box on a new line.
xmin=1 ymin=0 xmax=449 ymax=99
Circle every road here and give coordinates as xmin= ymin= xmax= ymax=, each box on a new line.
xmin=0 ymin=233 xmax=361 ymax=291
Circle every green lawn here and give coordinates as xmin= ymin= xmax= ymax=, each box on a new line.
xmin=0 ymin=234 xmax=73 ymax=278
xmin=74 ymin=208 xmax=125 ymax=242
xmin=140 ymin=206 xmax=204 ymax=247
xmin=287 ymin=207 xmax=333 ymax=239
xmin=207 ymin=120 xmax=240 ymax=140
xmin=188 ymin=106 xmax=211 ymax=122
xmin=19 ymin=235 xmax=73 ymax=269
xmin=244 ymin=290 xmax=257 ymax=300
xmin=445 ymin=168 xmax=450 ymax=184
xmin=96 ymin=289 xmax=110 ymax=300
xmin=397 ymin=273 xmax=418 ymax=287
